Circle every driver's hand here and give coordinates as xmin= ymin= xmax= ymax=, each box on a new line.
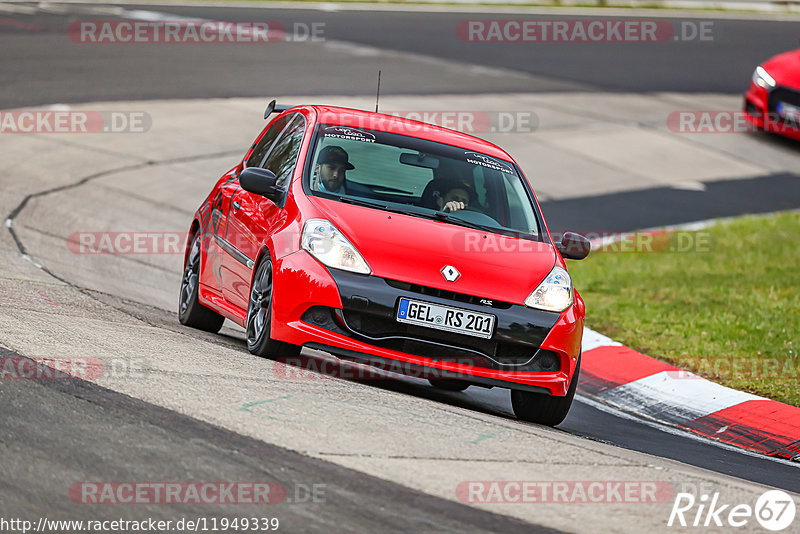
xmin=443 ymin=201 xmax=466 ymax=212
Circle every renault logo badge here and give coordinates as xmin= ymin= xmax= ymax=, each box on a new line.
xmin=441 ymin=265 xmax=460 ymax=282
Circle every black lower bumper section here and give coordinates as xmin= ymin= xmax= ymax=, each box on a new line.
xmin=302 ymin=269 xmax=562 ymax=373
xmin=304 ymin=342 xmax=552 ymax=395
xmin=769 ymin=86 xmax=800 ymax=127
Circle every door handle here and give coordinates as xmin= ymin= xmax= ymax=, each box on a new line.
xmin=232 ymin=201 xmax=241 ymax=211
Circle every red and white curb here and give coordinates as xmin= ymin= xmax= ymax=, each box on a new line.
xmin=579 ymin=328 xmax=800 ymax=462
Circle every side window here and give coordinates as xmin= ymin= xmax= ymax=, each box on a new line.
xmin=262 ymin=114 xmax=306 ymax=188
xmin=246 ymin=114 xmax=291 ymax=169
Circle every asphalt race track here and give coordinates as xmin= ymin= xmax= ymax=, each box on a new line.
xmin=1 ymin=3 xmax=800 ymax=532
xmin=3 ymin=4 xmax=800 ymax=107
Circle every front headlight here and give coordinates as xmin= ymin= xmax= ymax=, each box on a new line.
xmin=752 ymin=65 xmax=776 ymax=89
xmin=301 ymin=219 xmax=371 ymax=275
xmin=524 ymin=266 xmax=573 ymax=312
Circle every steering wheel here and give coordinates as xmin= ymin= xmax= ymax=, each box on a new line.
xmin=453 ymin=207 xmax=499 ymax=226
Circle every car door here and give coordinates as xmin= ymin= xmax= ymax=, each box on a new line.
xmin=216 ymin=114 xmax=290 ymax=308
xmin=201 ymin=171 xmax=240 ymax=294
xmin=221 ymin=113 xmax=307 ymax=309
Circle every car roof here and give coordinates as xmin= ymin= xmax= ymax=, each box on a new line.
xmin=289 ymin=105 xmax=516 ymax=163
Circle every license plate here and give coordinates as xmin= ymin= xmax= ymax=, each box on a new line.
xmin=396 ymin=297 xmax=495 ymax=339
xmin=777 ymin=101 xmax=800 ymax=120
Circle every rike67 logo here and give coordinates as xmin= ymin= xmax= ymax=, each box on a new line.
xmin=668 ymin=490 xmax=796 ymax=531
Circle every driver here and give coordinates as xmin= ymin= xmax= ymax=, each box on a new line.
xmin=314 ymin=145 xmax=355 ymax=194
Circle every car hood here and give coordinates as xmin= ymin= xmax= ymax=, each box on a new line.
xmin=310 ymin=197 xmax=558 ymax=305
xmin=763 ymin=49 xmax=800 ymax=87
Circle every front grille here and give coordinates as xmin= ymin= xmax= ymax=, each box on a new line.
xmin=769 ymin=87 xmax=800 ymax=109
xmin=768 ymin=87 xmax=800 ymax=127
xmin=384 ymin=279 xmax=512 ymax=309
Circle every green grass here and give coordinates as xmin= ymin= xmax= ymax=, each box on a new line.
xmin=568 ymin=211 xmax=800 ymax=407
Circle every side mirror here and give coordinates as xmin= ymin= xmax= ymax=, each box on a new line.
xmin=556 ymin=232 xmax=591 ymax=260
xmin=239 ymin=167 xmax=280 ymax=202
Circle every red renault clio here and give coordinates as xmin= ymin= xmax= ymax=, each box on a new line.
xmin=179 ymin=102 xmax=589 ymax=426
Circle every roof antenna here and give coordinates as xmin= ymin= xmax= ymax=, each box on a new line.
xmin=375 ymin=70 xmax=382 ymax=113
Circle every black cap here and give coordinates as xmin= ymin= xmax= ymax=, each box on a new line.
xmin=317 ymin=145 xmax=355 ymax=170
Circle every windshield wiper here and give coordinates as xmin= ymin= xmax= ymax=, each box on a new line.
xmin=333 ymin=195 xmax=389 ymax=210
xmin=331 ymin=195 xmax=429 ymax=219
xmin=432 ymin=211 xmax=537 ymax=240
xmin=432 ymin=211 xmax=497 ymax=233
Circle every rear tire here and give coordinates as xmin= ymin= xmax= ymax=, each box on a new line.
xmin=511 ymin=354 xmax=580 ymax=427
xmin=428 ymin=379 xmax=470 ymax=392
xmin=246 ymin=255 xmax=301 ymax=360
xmin=178 ymin=232 xmax=225 ymax=333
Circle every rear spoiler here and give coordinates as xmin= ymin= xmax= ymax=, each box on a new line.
xmin=264 ymin=100 xmax=293 ymax=119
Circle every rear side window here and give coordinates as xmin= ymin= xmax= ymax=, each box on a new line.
xmin=246 ymin=113 xmax=294 ymax=169
xmin=262 ymin=114 xmax=306 ymax=188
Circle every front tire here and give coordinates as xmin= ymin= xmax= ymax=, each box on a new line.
xmin=511 ymin=354 xmax=580 ymax=427
xmin=246 ymin=255 xmax=301 ymax=359
xmin=178 ymin=231 xmax=225 ymax=333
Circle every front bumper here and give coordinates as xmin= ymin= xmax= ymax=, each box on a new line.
xmin=270 ymin=250 xmax=583 ymax=395
xmin=744 ymin=82 xmax=800 ymax=141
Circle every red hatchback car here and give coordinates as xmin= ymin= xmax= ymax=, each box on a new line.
xmin=179 ymin=102 xmax=589 ymax=426
xmin=744 ymin=48 xmax=800 ymax=141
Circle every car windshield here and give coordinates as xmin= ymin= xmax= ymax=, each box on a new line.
xmin=306 ymin=124 xmax=542 ymax=239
